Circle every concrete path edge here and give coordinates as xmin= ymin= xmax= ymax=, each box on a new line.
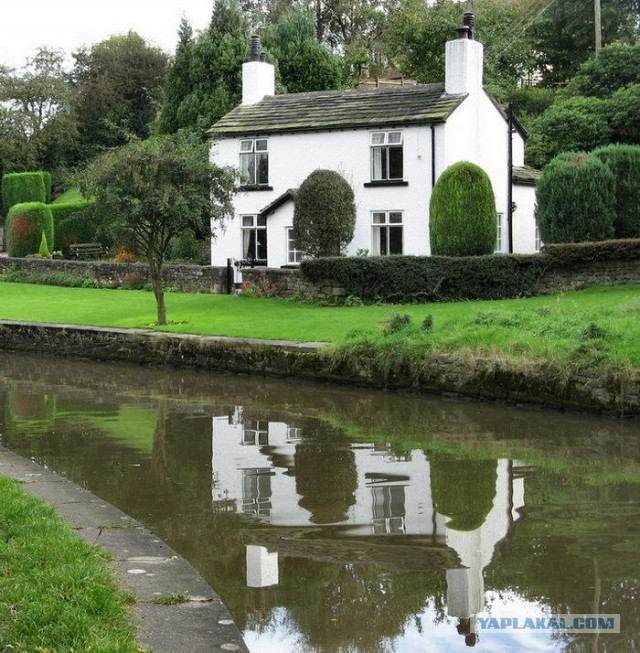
xmin=0 ymin=444 xmax=250 ymax=653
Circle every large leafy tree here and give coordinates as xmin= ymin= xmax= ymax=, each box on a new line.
xmin=72 ymin=32 xmax=169 ymax=156
xmin=0 ymin=49 xmax=78 ymax=178
xmin=531 ymin=0 xmax=639 ymax=85
xmin=78 ymin=133 xmax=236 ymax=325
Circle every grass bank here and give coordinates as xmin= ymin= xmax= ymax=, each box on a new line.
xmin=0 ymin=477 xmax=139 ymax=652
xmin=0 ymin=282 xmax=639 ymax=374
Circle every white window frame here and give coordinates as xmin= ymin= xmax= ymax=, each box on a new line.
xmin=241 ymin=214 xmax=267 ymax=264
xmin=371 ymin=211 xmax=403 ymax=256
xmin=495 ymin=212 xmax=504 ymax=253
xmin=239 ymin=138 xmax=269 ymax=186
xmin=286 ymin=227 xmax=304 ymax=265
xmin=370 ymin=131 xmax=404 ymax=181
xmin=535 ymin=224 xmax=543 ymax=252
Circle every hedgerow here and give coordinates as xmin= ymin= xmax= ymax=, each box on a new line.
xmin=49 ymin=200 xmax=98 ymax=253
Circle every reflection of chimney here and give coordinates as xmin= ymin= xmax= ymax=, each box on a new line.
xmin=246 ymin=545 xmax=279 ymax=588
xmin=242 ymin=34 xmax=275 ymax=105
xmin=445 ymin=12 xmax=483 ymax=96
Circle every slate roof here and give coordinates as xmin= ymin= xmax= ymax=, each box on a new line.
xmin=210 ymin=83 xmax=465 ymax=137
xmin=512 ymin=165 xmax=541 ymax=186
xmin=259 ymin=188 xmax=298 ymax=218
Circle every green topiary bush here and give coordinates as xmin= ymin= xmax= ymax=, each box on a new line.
xmin=2 ymin=172 xmax=49 ymax=213
xmin=48 ymin=200 xmax=98 ymax=254
xmin=535 ymin=152 xmax=616 ymax=244
xmin=592 ymin=144 xmax=640 ymax=239
xmin=6 ymin=202 xmax=54 ymax=258
xmin=429 ymin=161 xmax=497 ymax=256
xmin=293 ymin=169 xmax=356 ymax=257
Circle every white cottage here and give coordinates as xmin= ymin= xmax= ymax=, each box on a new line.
xmin=209 ymin=15 xmax=540 ymax=271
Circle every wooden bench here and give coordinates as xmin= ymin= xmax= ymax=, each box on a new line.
xmin=69 ymin=243 xmax=108 ymax=260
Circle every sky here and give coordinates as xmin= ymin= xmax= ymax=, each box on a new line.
xmin=0 ymin=0 xmax=214 ymax=70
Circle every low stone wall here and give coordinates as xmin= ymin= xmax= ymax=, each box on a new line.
xmin=0 ymin=257 xmax=230 ymax=294
xmin=533 ymin=259 xmax=640 ymax=295
xmin=0 ymin=320 xmax=638 ymax=415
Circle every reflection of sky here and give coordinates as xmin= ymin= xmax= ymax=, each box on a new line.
xmin=243 ymin=594 xmax=569 ymax=653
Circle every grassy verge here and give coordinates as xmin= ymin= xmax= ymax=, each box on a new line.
xmin=0 ymin=477 xmax=140 ymax=652
xmin=0 ymin=282 xmax=639 ymax=372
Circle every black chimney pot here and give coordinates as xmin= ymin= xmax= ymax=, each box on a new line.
xmin=250 ymin=35 xmax=261 ymax=61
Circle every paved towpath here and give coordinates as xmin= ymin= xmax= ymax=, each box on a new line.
xmin=0 ymin=445 xmax=250 ymax=653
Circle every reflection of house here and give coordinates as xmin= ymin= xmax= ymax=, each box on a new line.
xmin=209 ymin=14 xmax=540 ymax=271
xmin=211 ymin=412 xmax=525 ymax=542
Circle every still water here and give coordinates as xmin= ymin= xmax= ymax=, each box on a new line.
xmin=0 ymin=352 xmax=638 ymax=653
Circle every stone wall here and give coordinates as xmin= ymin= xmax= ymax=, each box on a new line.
xmin=0 ymin=257 xmax=230 ymax=294
xmin=2 ymin=255 xmax=640 ymax=299
xmin=0 ymin=320 xmax=638 ymax=414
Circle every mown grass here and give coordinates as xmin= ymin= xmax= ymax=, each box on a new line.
xmin=0 ymin=282 xmax=639 ymax=371
xmin=0 ymin=477 xmax=140 ymax=652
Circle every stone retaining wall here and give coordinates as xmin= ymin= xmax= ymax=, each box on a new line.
xmin=0 ymin=320 xmax=638 ymax=415
xmin=2 ymin=256 xmax=639 ymax=299
xmin=0 ymin=257 xmax=229 ymax=294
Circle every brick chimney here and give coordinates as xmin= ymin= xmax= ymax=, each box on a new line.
xmin=445 ymin=13 xmax=483 ymax=96
xmin=242 ymin=35 xmax=275 ymax=105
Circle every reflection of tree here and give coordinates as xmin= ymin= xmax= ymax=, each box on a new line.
xmin=277 ymin=559 xmax=443 ymax=653
xmin=429 ymin=453 xmax=497 ymax=531
xmin=294 ymin=426 xmax=357 ymax=524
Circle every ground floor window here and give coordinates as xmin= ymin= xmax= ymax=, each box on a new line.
xmin=242 ymin=215 xmax=267 ymax=265
xmin=372 ymin=211 xmax=403 ymax=255
xmin=495 ymin=212 xmax=504 ymax=253
xmin=286 ymin=228 xmax=304 ymax=265
xmin=535 ymin=224 xmax=542 ymax=252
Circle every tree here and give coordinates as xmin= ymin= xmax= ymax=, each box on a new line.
xmin=0 ymin=49 xmax=78 ymax=178
xmin=157 ymin=17 xmax=196 ymax=135
xmin=607 ymin=84 xmax=640 ymax=144
xmin=78 ymin=133 xmax=236 ymax=324
xmin=72 ymin=32 xmax=169 ymax=156
xmin=293 ymin=169 xmax=356 ymax=257
xmin=429 ymin=161 xmax=497 ymax=257
xmin=169 ymin=0 xmax=249 ymax=136
xmin=526 ymin=97 xmax=612 ymax=169
xmin=531 ymin=0 xmax=639 ymax=86
xmin=534 ymin=152 xmax=616 ymax=245
xmin=263 ymin=9 xmax=342 ymax=93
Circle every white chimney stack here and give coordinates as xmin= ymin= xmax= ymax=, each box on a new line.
xmin=445 ymin=13 xmax=484 ymax=96
xmin=242 ymin=35 xmax=275 ymax=105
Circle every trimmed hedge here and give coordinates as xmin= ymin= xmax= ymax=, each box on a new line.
xmin=49 ymin=200 xmax=98 ymax=253
xmin=6 ymin=202 xmax=54 ymax=258
xmin=301 ymin=254 xmax=546 ymax=302
xmin=2 ymin=172 xmax=50 ymax=213
xmin=430 ymin=161 xmax=497 ymax=256
xmin=300 ymin=239 xmax=640 ymax=302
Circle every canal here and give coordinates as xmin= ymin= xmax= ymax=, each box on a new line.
xmin=0 ymin=352 xmax=638 ymax=652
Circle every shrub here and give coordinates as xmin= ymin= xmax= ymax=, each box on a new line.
xmin=6 ymin=202 xmax=54 ymax=258
xmin=293 ymin=169 xmax=356 ymax=258
xmin=606 ymin=84 xmax=640 ymax=145
xmin=535 ymin=152 xmax=616 ymax=244
xmin=48 ymin=200 xmax=98 ymax=254
xmin=38 ymin=232 xmax=51 ymax=258
xmin=429 ymin=162 xmax=497 ymax=257
xmin=592 ymin=144 xmax=640 ymax=238
xmin=2 ymin=172 xmax=49 ymax=213
xmin=239 ymin=273 xmax=278 ymax=298
xmin=526 ymin=97 xmax=612 ymax=169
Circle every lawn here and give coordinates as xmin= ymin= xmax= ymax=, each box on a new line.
xmin=0 ymin=282 xmax=639 ymax=370
xmin=0 ymin=477 xmax=139 ymax=651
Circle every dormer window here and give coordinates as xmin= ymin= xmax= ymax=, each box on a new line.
xmin=371 ymin=131 xmax=403 ymax=181
xmin=239 ymin=139 xmax=269 ymax=186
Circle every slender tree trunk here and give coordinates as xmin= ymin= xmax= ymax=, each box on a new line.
xmin=148 ymin=256 xmax=167 ymax=325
